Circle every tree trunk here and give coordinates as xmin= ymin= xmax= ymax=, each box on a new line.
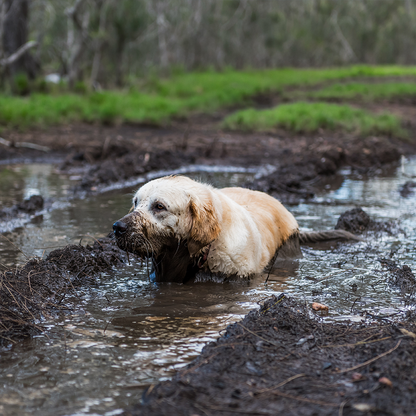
xmin=90 ymin=0 xmax=109 ymax=89
xmin=66 ymin=0 xmax=90 ymax=88
xmin=2 ymin=0 xmax=38 ymax=79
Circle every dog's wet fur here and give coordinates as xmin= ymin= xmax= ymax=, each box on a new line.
xmin=114 ymin=176 xmax=360 ymax=283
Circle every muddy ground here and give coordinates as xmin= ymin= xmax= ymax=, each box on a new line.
xmin=1 ymin=99 xmax=416 ymax=414
xmin=1 ymin=101 xmax=416 ymax=204
xmin=126 ymin=294 xmax=416 ymax=416
xmin=0 ymin=234 xmax=128 ymax=346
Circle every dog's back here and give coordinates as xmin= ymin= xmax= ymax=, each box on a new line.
xmin=219 ymin=187 xmax=299 ymax=265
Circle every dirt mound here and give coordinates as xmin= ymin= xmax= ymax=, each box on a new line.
xmin=0 ymin=195 xmax=44 ymax=220
xmin=45 ymin=235 xmax=127 ymax=283
xmin=335 ymin=207 xmax=395 ymax=234
xmin=247 ymin=145 xmax=345 ymax=204
xmin=344 ymin=136 xmax=400 ymax=168
xmin=247 ymin=136 xmax=402 ymax=204
xmin=127 ymin=294 xmax=416 ymax=416
xmin=75 ymin=149 xmax=196 ymax=191
xmin=0 ymin=235 xmax=127 ymax=346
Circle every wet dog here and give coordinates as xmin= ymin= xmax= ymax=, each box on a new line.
xmin=113 ymin=175 xmax=359 ymax=282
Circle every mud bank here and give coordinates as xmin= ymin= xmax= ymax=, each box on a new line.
xmin=0 ymin=194 xmax=44 ymax=222
xmin=127 ymin=294 xmax=416 ymax=416
xmin=65 ymin=131 xmax=409 ymax=205
xmin=1 ymin=120 xmax=415 ymax=203
xmin=247 ymin=135 xmax=403 ymax=204
xmin=0 ymin=235 xmax=127 ymax=346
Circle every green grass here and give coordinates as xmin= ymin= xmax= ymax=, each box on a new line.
xmin=0 ymin=92 xmax=185 ymax=129
xmin=222 ymin=102 xmax=407 ymax=138
xmin=143 ymin=66 xmax=416 ymax=111
xmin=1 ymin=65 xmax=416 ymax=129
xmin=297 ymin=82 xmax=416 ymax=102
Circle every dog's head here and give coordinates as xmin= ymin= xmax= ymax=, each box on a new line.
xmin=113 ymin=176 xmax=221 ymax=260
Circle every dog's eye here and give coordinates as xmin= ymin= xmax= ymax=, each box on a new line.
xmin=154 ymin=202 xmax=166 ymax=212
xmin=133 ymin=198 xmax=138 ymax=207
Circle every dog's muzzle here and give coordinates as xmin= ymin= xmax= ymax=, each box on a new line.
xmin=113 ymin=220 xmax=128 ymax=237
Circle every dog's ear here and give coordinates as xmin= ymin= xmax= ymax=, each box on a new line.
xmin=187 ymin=196 xmax=221 ymax=256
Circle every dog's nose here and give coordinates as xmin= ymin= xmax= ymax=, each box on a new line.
xmin=113 ymin=221 xmax=128 ymax=236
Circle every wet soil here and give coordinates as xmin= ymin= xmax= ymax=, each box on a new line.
xmin=127 ymin=294 xmax=416 ymax=416
xmin=0 ymin=194 xmax=44 ymax=220
xmin=2 ymin=113 xmax=415 ymax=204
xmin=1 ymin=97 xmax=416 ymax=414
xmin=335 ymin=207 xmax=396 ymax=235
xmin=0 ymin=235 xmax=127 ymax=346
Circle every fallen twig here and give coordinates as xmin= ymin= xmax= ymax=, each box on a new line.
xmin=339 ymin=399 xmax=348 ymax=416
xmin=256 ymin=373 xmax=306 ymax=393
xmin=322 ymin=336 xmax=392 ymax=349
xmin=237 ymin=322 xmax=279 ymax=347
xmin=261 ymin=293 xmax=286 ymax=314
xmin=0 ymin=137 xmax=50 ymax=152
xmin=337 ymin=339 xmax=402 ymax=374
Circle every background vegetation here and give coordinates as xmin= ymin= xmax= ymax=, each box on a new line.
xmin=2 ymin=0 xmax=416 ymax=90
xmin=290 ymin=82 xmax=416 ymax=102
xmin=1 ymin=1 xmax=416 ymax=137
xmin=222 ymin=102 xmax=407 ymax=138
xmin=1 ymin=66 xmax=416 ymax=131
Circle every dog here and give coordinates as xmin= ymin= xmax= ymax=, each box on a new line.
xmin=113 ymin=175 xmax=360 ymax=282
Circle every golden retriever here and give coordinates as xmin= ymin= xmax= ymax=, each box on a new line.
xmin=113 ymin=175 xmax=359 ymax=282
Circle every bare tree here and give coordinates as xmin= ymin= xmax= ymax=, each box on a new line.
xmin=90 ymin=0 xmax=111 ymax=88
xmin=155 ymin=0 xmax=169 ymax=70
xmin=65 ymin=0 xmax=90 ymax=87
xmin=1 ymin=0 xmax=38 ymax=79
xmin=330 ymin=7 xmax=357 ymax=63
xmin=1 ymin=0 xmax=416 ymax=90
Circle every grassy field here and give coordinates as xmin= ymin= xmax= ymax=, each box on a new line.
xmin=1 ymin=65 xmax=415 ymax=132
xmin=222 ymin=102 xmax=406 ymax=138
xmin=288 ymin=82 xmax=416 ymax=102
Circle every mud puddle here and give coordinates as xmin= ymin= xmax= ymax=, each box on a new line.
xmin=0 ymin=159 xmax=415 ymax=416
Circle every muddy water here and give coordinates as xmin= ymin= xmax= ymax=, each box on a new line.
xmin=0 ymin=159 xmax=415 ymax=416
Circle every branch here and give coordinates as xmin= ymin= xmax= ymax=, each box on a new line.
xmin=330 ymin=9 xmax=357 ymax=62
xmin=337 ymin=340 xmax=402 ymax=374
xmin=0 ymin=40 xmax=38 ymax=67
xmin=66 ymin=0 xmax=87 ymax=31
xmin=65 ymin=0 xmax=86 ymax=18
xmin=0 ymin=137 xmax=50 ymax=152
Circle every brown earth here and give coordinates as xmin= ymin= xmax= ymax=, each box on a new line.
xmin=120 ymin=205 xmax=416 ymax=415
xmin=0 ymin=194 xmax=44 ymax=220
xmin=1 ymin=103 xmax=416 ymax=204
xmin=335 ymin=207 xmax=397 ymax=235
xmin=125 ymin=294 xmax=416 ymax=416
xmin=1 ymin=100 xmax=416 ymax=414
xmin=0 ymin=234 xmax=127 ymax=346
